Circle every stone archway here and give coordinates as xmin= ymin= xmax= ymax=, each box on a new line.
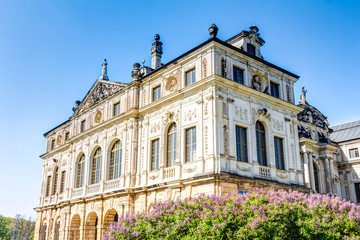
xmin=69 ymin=214 xmax=81 ymax=240
xmin=103 ymin=209 xmax=118 ymax=234
xmin=85 ymin=212 xmax=99 ymax=240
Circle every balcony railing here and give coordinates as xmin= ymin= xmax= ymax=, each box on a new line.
xmin=259 ymin=166 xmax=270 ymax=179
xmin=72 ymin=188 xmax=83 ymax=198
xmin=104 ymin=179 xmax=121 ymax=191
xmin=164 ymin=167 xmax=175 ymax=179
xmin=87 ymin=183 xmax=100 ymax=194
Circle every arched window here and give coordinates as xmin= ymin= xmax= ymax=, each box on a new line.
xmin=167 ymin=123 xmax=177 ymax=167
xmin=313 ymin=163 xmax=320 ymax=193
xmin=91 ymin=148 xmax=102 ymax=184
xmin=109 ymin=141 xmax=122 ymax=180
xmin=76 ymin=155 xmax=85 ymax=188
xmin=52 ymin=167 xmax=59 ymax=195
xmin=256 ymin=121 xmax=267 ymax=166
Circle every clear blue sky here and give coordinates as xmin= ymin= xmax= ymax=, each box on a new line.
xmin=0 ymin=0 xmax=359 ymax=218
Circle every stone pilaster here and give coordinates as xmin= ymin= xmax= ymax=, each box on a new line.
xmin=303 ymin=152 xmax=310 ymax=188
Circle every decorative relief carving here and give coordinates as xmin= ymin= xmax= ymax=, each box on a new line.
xmin=277 ymin=172 xmax=288 ymax=179
xmin=149 ymin=172 xmax=159 ymax=180
xmin=184 ymin=165 xmax=197 ymax=173
xmin=150 ymin=122 xmax=161 ymax=133
xmin=204 ymin=126 xmax=208 ymax=155
xmin=222 ymin=102 xmax=227 ymax=116
xmin=143 ymin=89 xmax=147 ymax=106
xmin=202 ymin=58 xmax=207 ymax=78
xmin=165 ymin=77 xmax=178 ymax=92
xmin=252 ymin=108 xmax=271 ymax=124
xmin=273 ymin=119 xmax=284 ymax=132
xmin=235 ymin=107 xmax=248 ymax=121
xmin=184 ymin=109 xmax=197 ymax=121
xmin=94 ymin=110 xmax=102 ymax=124
xmin=57 ymin=135 xmax=62 ymax=145
xmin=80 ymin=83 xmax=124 ymax=113
xmin=204 ymin=103 xmax=208 ymax=115
xmin=237 ymin=166 xmax=250 ymax=172
xmin=224 ymin=125 xmax=228 ymax=155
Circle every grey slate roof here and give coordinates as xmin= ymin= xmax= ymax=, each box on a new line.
xmin=331 ymin=120 xmax=360 ymax=143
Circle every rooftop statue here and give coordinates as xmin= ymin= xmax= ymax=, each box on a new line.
xmin=300 ymin=87 xmax=307 ymax=105
xmin=100 ymin=59 xmax=109 ymax=80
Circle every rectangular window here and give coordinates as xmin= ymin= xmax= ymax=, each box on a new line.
xmin=274 ymin=137 xmax=285 ymax=170
xmin=233 ymin=67 xmax=244 ymax=84
xmin=349 ymin=148 xmax=359 ymax=158
xmin=60 ymin=171 xmax=66 ymax=193
xmin=65 ymin=132 xmax=69 ymax=141
xmin=80 ymin=120 xmax=86 ymax=132
xmin=270 ymin=82 xmax=280 ymax=98
xmin=355 ymin=183 xmax=360 ymax=203
xmin=152 ymin=86 xmax=161 ymax=101
xmin=151 ymin=139 xmax=160 ymax=171
xmin=247 ymin=44 xmax=256 ymax=56
xmin=186 ymin=127 xmax=196 ymax=162
xmin=51 ymin=139 xmax=55 ymax=150
xmin=113 ymin=102 xmax=121 ymax=116
xmin=45 ymin=176 xmax=51 ymax=197
xmin=236 ymin=126 xmax=248 ymax=162
xmin=185 ymin=69 xmax=196 ymax=86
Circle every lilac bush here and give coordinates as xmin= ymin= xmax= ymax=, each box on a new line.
xmin=104 ymin=188 xmax=360 ymax=239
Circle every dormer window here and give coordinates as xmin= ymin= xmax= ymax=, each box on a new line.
xmin=247 ymin=44 xmax=256 ymax=56
xmin=349 ymin=148 xmax=359 ymax=158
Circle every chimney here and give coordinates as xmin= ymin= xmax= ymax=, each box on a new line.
xmin=151 ymin=34 xmax=163 ymax=69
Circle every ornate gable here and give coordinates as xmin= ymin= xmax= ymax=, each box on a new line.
xmin=73 ymin=80 xmax=127 ymax=116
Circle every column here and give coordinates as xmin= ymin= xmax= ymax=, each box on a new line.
xmin=324 ymin=158 xmax=331 ymax=193
xmin=308 ymin=153 xmax=316 ymax=192
xmin=303 ymin=153 xmax=310 ymax=188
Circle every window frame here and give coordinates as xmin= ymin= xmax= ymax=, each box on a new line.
xmin=247 ymin=44 xmax=256 ymax=56
xmin=274 ymin=136 xmax=285 ymax=170
xmin=152 ymin=85 xmax=161 ymax=102
xmin=151 ymin=139 xmax=160 ymax=171
xmin=76 ymin=154 xmax=85 ymax=188
xmin=45 ymin=175 xmax=51 ymax=197
xmin=185 ymin=68 xmax=196 ymax=86
xmin=355 ymin=182 xmax=360 ymax=203
xmin=65 ymin=132 xmax=70 ymax=141
xmin=233 ymin=66 xmax=244 ymax=84
xmin=235 ymin=125 xmax=248 ymax=162
xmin=167 ymin=123 xmax=177 ymax=167
xmin=52 ymin=167 xmax=59 ymax=195
xmin=270 ymin=81 xmax=280 ymax=98
xmin=349 ymin=148 xmax=359 ymax=159
xmin=113 ymin=102 xmax=121 ymax=117
xmin=60 ymin=170 xmax=66 ymax=194
xmin=185 ymin=127 xmax=196 ymax=163
xmin=109 ymin=140 xmax=122 ymax=180
xmin=80 ymin=120 xmax=86 ymax=133
xmin=91 ymin=148 xmax=102 ymax=184
xmin=256 ymin=121 xmax=267 ymax=166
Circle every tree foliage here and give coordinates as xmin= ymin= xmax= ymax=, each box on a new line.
xmin=0 ymin=215 xmax=35 ymax=240
xmin=105 ymin=188 xmax=360 ymax=239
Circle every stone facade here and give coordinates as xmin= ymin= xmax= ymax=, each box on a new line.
xmin=34 ymin=25 xmax=355 ymax=240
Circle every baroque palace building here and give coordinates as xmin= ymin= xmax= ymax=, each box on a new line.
xmin=34 ymin=24 xmax=360 ymax=240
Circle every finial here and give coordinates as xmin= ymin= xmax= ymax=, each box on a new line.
xmin=209 ymin=23 xmax=218 ymax=38
xmin=142 ymin=59 xmax=146 ymax=65
xmin=131 ymin=63 xmax=142 ymax=81
xmin=100 ymin=59 xmax=109 ymax=80
xmin=151 ymin=34 xmax=163 ymax=69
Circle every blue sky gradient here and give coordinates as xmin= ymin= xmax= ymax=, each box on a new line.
xmin=0 ymin=0 xmax=359 ymax=218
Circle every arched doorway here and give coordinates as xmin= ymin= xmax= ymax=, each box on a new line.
xmin=69 ymin=215 xmax=81 ymax=240
xmin=103 ymin=209 xmax=118 ymax=233
xmin=39 ymin=222 xmax=47 ymax=240
xmin=53 ymin=217 xmax=60 ymax=240
xmin=85 ymin=212 xmax=99 ymax=240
